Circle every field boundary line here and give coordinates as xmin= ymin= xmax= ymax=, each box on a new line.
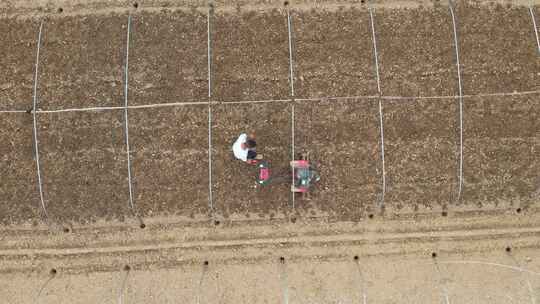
xmin=36 ymin=105 xmax=126 ymax=113
xmin=207 ymin=3 xmax=213 ymax=99
xmin=369 ymin=6 xmax=386 ymax=208
xmin=291 ymin=103 xmax=295 ymax=209
xmin=530 ymin=6 xmax=540 ymax=54
xmin=123 ymin=14 xmax=138 ymax=219
xmin=1 ymin=90 xmax=539 ymax=114
xmin=369 ymin=8 xmax=381 ymax=94
xmin=208 ymin=105 xmax=213 ymax=213
xmin=207 ymin=3 xmax=214 ymax=214
xmin=31 ymin=20 xmax=49 ymax=223
xmin=287 ymin=6 xmax=295 ymax=97
xmin=0 ymin=109 xmax=28 ymax=113
xmin=449 ymin=3 xmax=464 ymax=202
xmin=287 ymin=5 xmax=296 ymax=210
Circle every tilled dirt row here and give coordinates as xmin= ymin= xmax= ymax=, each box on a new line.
xmin=381 ymin=98 xmax=459 ymax=211
xmin=212 ymin=9 xmax=290 ymax=101
xmin=375 ymin=7 xmax=456 ymax=96
xmin=130 ymin=11 xmax=208 ymax=105
xmin=0 ymin=114 xmax=40 ymax=225
xmin=295 ymin=98 xmax=381 ymax=219
xmin=130 ymin=106 xmax=209 ymax=219
xmin=457 ymin=4 xmax=540 ymax=94
xmin=0 ymin=5 xmax=538 ymax=225
xmin=462 ymin=95 xmax=540 ymax=208
xmin=0 ymin=18 xmax=38 ymax=111
xmin=1 ymin=5 xmax=539 ymax=108
xmin=212 ymin=103 xmax=291 ymax=219
xmin=37 ymin=111 xmax=130 ymax=224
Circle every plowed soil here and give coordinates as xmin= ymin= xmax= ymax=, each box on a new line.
xmin=0 ymin=114 xmax=40 ymax=225
xmin=457 ymin=4 xmax=540 ymax=94
xmin=0 ymin=1 xmax=539 ymax=302
xmin=212 ymin=9 xmax=290 ymax=101
xmin=293 ymin=9 xmax=377 ymax=97
xmin=383 ymin=98 xmax=459 ymax=211
xmin=130 ymin=106 xmax=209 ymax=218
xmin=295 ymin=98 xmax=381 ymax=219
xmin=0 ymin=3 xmax=538 ymax=226
xmin=130 ymin=11 xmax=208 ymax=105
xmin=39 ymin=15 xmax=126 ymax=109
xmin=212 ymin=102 xmax=291 ymax=219
xmin=375 ymin=6 xmax=456 ymax=96
xmin=37 ymin=111 xmax=130 ymax=224
xmin=463 ymin=94 xmax=540 ymax=208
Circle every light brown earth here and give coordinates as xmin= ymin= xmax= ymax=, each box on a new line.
xmin=0 ymin=0 xmax=539 ymax=302
xmin=2 ymin=212 xmax=540 ymax=303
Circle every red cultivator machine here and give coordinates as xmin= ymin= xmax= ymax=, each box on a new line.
xmin=256 ymin=153 xmax=320 ymax=196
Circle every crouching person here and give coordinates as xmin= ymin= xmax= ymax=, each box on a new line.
xmin=232 ymin=132 xmax=262 ymax=164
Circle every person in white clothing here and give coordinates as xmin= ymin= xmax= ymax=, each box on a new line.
xmin=232 ymin=132 xmax=260 ymax=164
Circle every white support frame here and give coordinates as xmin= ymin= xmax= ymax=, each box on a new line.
xmin=530 ymin=6 xmax=540 ymax=54
xmin=287 ymin=7 xmax=295 ymax=98
xmin=369 ymin=7 xmax=387 ymax=208
xmin=291 ymin=104 xmax=295 ymax=209
xmin=286 ymin=6 xmax=296 ymax=210
xmin=31 ymin=20 xmax=49 ymax=222
xmin=449 ymin=3 xmax=464 ymax=201
xmin=1 ymin=90 xmax=539 ymax=115
xmin=123 ymin=15 xmax=137 ymax=214
xmin=207 ymin=3 xmax=214 ymax=214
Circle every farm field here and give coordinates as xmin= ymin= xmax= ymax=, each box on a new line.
xmin=0 ymin=2 xmax=538 ymax=226
xmin=0 ymin=0 xmax=539 ymax=302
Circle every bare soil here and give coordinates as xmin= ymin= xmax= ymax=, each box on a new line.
xmin=130 ymin=106 xmax=209 ymax=218
xmin=130 ymin=10 xmax=208 ymax=105
xmin=293 ymin=8 xmax=377 ymax=97
xmin=0 ymin=5 xmax=539 ymax=302
xmin=457 ymin=4 xmax=540 ymax=94
xmin=376 ymin=6 xmax=456 ymax=96
xmin=463 ymin=94 xmax=540 ymax=208
xmin=383 ymin=98 xmax=459 ymax=211
xmin=0 ymin=114 xmax=41 ymax=225
xmin=37 ymin=111 xmax=130 ymax=224
xmin=212 ymin=9 xmax=290 ymax=101
xmin=0 ymin=18 xmax=38 ymax=110
xmin=0 ymin=4 xmax=538 ymax=226
xmin=39 ymin=14 xmax=127 ymax=109
xmin=295 ymin=98 xmax=381 ymax=219
xmin=1 ymin=212 xmax=540 ymax=303
xmin=212 ymin=102 xmax=291 ymax=219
